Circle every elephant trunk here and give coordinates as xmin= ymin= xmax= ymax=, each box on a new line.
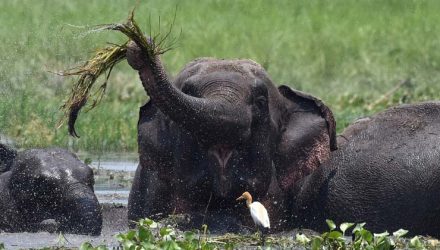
xmin=132 ymin=45 xmax=249 ymax=143
xmin=60 ymin=183 xmax=102 ymax=236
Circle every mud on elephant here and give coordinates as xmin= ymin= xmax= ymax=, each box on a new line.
xmin=119 ymin=42 xmax=337 ymax=231
xmin=0 ymin=146 xmax=102 ymax=235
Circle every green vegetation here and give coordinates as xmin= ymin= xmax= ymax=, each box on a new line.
xmin=296 ymin=219 xmax=439 ymax=250
xmin=35 ymin=218 xmax=438 ymax=250
xmin=2 ymin=218 xmax=439 ymax=249
xmin=1 ymin=0 xmax=440 ymax=152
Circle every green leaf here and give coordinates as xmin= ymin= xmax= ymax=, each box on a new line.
xmin=225 ymin=242 xmax=235 ymax=250
xmin=393 ymin=229 xmax=408 ymax=238
xmin=122 ymin=241 xmax=134 ymax=250
xmin=296 ymin=233 xmax=311 ymax=245
xmin=328 ymin=230 xmax=343 ymax=240
xmin=409 ymin=236 xmax=426 ymax=250
xmin=311 ymin=237 xmax=323 ymax=250
xmin=352 ymin=222 xmax=367 ymax=234
xmin=361 ymin=229 xmax=373 ymax=244
xmin=140 ymin=242 xmax=155 ymax=249
xmin=160 ymin=227 xmax=173 ymax=237
xmin=326 ymin=219 xmax=337 ymax=231
xmin=340 ymin=222 xmax=355 ymax=235
xmin=138 ymin=225 xmax=151 ymax=242
xmin=79 ymin=242 xmax=93 ymax=250
xmin=374 ymin=231 xmax=389 ymax=238
xmin=125 ymin=230 xmax=136 ymax=240
xmin=183 ymin=231 xmax=196 ymax=241
xmin=84 ymin=157 xmax=92 ymax=165
xmin=115 ymin=233 xmax=125 ymax=241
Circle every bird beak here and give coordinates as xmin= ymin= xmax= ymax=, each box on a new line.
xmin=236 ymin=195 xmax=244 ymax=201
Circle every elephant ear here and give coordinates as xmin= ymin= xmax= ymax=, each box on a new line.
xmin=278 ymin=85 xmax=337 ymax=150
xmin=274 ymin=85 xmax=337 ymax=192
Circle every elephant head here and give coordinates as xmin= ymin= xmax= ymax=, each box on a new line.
xmin=8 ymin=148 xmax=102 ymax=235
xmin=125 ymin=40 xmax=337 ymax=212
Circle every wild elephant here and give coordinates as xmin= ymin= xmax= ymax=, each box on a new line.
xmin=289 ymin=102 xmax=440 ymax=236
xmin=112 ymin=40 xmax=440 ymax=235
xmin=123 ymin=42 xmax=337 ymax=231
xmin=0 ymin=146 xmax=102 ymax=235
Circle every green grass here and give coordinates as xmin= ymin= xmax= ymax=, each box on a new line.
xmin=1 ymin=0 xmax=440 ymax=152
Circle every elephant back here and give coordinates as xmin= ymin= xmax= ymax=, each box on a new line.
xmin=309 ymin=102 xmax=440 ymax=235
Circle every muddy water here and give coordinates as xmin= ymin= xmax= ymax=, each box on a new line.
xmin=1 ymin=205 xmax=129 ymax=249
xmin=0 ymin=158 xmax=137 ymax=249
xmin=91 ymin=159 xmax=137 ymax=205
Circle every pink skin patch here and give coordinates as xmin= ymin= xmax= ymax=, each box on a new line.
xmin=209 ymin=144 xmax=234 ymax=175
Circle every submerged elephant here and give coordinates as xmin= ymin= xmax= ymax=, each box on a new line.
xmin=289 ymin=102 xmax=440 ymax=236
xmin=0 ymin=146 xmax=102 ymax=235
xmin=122 ymin=42 xmax=337 ymax=230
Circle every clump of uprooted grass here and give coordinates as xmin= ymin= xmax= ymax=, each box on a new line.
xmin=58 ymin=10 xmax=176 ymax=137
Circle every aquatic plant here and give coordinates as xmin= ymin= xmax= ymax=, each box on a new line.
xmin=73 ymin=217 xmax=440 ymax=250
xmin=295 ymin=219 xmax=438 ymax=250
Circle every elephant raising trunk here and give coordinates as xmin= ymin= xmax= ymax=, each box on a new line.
xmin=127 ymin=44 xmax=252 ymax=162
xmin=126 ymin=41 xmax=337 ymax=231
xmin=126 ymin=42 xmax=251 ymax=149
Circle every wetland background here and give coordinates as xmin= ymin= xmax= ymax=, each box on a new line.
xmin=2 ymin=1 xmax=440 ymax=248
xmin=1 ymin=0 xmax=440 ymax=153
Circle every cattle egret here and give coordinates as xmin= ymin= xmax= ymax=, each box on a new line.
xmin=236 ymin=191 xmax=270 ymax=243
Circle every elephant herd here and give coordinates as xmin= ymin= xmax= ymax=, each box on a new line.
xmin=1 ymin=42 xmax=440 ymax=237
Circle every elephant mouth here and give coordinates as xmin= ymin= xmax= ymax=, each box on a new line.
xmin=208 ymin=144 xmax=234 ymax=174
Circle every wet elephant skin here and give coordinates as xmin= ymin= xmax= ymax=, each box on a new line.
xmin=0 ymin=147 xmax=102 ymax=235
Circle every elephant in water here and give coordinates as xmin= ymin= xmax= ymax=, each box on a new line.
xmin=87 ymin=40 xmax=440 ymax=235
xmin=287 ymin=102 xmax=440 ymax=236
xmin=0 ymin=146 xmax=102 ymax=235
xmin=120 ymin=42 xmax=337 ymax=231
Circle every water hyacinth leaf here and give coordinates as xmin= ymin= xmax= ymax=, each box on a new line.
xmin=311 ymin=237 xmax=323 ymax=250
xmin=295 ymin=233 xmax=311 ymax=245
xmin=183 ymin=231 xmax=196 ymax=241
xmin=160 ymin=227 xmax=173 ymax=237
xmin=361 ymin=229 xmax=374 ymax=244
xmin=374 ymin=231 xmax=389 ymax=238
xmin=352 ymin=222 xmax=367 ymax=234
xmin=340 ymin=222 xmax=355 ymax=235
xmin=141 ymin=218 xmax=158 ymax=228
xmin=138 ymin=226 xmax=151 ymax=242
xmin=79 ymin=242 xmax=94 ymax=250
xmin=393 ymin=229 xmax=408 ymax=238
xmin=409 ymin=236 xmax=425 ymax=249
xmin=327 ymin=230 xmax=343 ymax=240
xmin=326 ymin=219 xmax=337 ymax=231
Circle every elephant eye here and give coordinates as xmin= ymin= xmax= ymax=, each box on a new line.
xmin=255 ymin=96 xmax=267 ymax=108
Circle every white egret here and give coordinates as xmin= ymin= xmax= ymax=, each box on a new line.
xmin=236 ymin=191 xmax=270 ymax=244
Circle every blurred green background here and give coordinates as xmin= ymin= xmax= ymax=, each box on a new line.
xmin=1 ymin=0 xmax=439 ymax=153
